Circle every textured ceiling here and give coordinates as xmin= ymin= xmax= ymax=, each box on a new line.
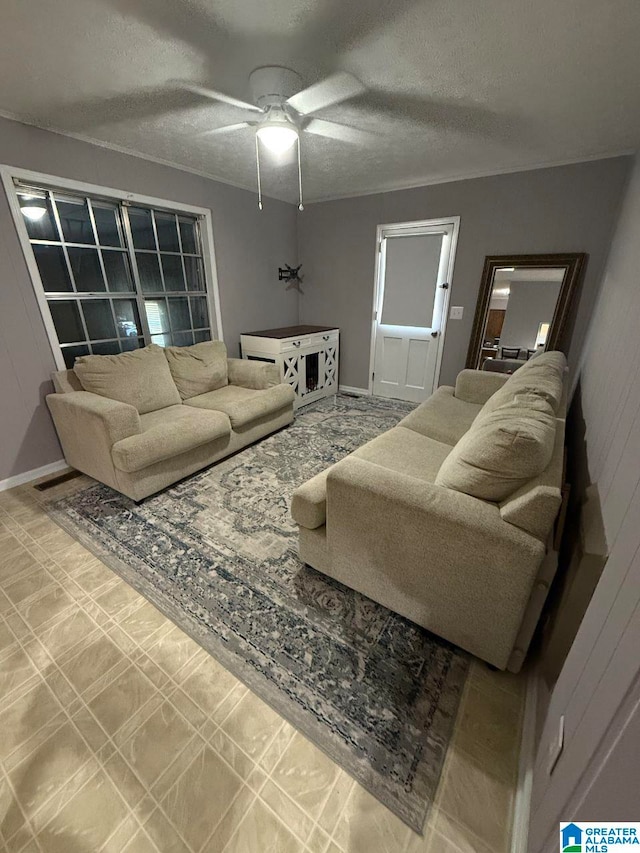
xmin=1 ymin=0 xmax=640 ymax=203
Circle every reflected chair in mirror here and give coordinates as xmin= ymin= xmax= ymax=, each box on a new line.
xmin=501 ymin=346 xmax=521 ymax=359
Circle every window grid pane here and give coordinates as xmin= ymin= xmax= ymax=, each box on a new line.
xmin=33 ymin=245 xmax=73 ymax=293
xmin=102 ymin=250 xmax=135 ymax=293
xmin=17 ymin=191 xmax=59 ymax=241
xmin=15 ymin=181 xmax=212 ymax=365
xmin=91 ymin=202 xmax=124 ymax=248
xmin=55 ymin=196 xmax=96 ymax=245
xmin=68 ymin=247 xmax=107 ymax=292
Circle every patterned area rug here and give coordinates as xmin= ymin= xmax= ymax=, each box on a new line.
xmin=47 ymin=394 xmax=469 ymax=832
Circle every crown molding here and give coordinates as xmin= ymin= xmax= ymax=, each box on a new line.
xmin=302 ymin=149 xmax=637 ymax=205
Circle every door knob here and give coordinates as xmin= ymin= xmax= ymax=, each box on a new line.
xmin=431 ymin=331 xmax=439 ymax=337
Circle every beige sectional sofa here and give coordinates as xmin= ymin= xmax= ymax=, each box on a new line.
xmin=292 ymin=351 xmax=568 ymax=672
xmin=47 ymin=342 xmax=295 ymax=501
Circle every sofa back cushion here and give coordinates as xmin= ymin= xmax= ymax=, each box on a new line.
xmin=164 ymin=340 xmax=228 ymax=400
xmin=479 ymin=350 xmax=566 ymax=418
xmin=52 ymin=368 xmax=83 ymax=394
xmin=74 ymin=344 xmax=181 ymax=414
xmin=435 ymin=393 xmax=557 ymax=501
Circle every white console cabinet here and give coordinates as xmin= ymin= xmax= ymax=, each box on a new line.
xmin=240 ymin=325 xmax=339 ymax=409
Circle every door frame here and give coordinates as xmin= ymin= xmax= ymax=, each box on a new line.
xmin=367 ymin=216 xmax=460 ymax=396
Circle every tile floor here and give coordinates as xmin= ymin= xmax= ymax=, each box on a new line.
xmin=0 ymin=473 xmax=526 ymax=853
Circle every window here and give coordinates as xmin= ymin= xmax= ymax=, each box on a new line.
xmin=12 ymin=180 xmax=215 ymax=368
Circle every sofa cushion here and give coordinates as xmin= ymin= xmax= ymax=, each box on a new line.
xmin=399 ymin=386 xmax=482 ymax=445
xmin=165 ymin=341 xmax=228 ymax=400
xmin=52 ymin=368 xmax=83 ymax=394
xmin=111 ymin=405 xmax=230 ymax=473
xmin=353 ymin=425 xmax=452 ymax=483
xmin=516 ymin=350 xmax=567 ymax=374
xmin=184 ymin=383 xmax=295 ymax=429
xmin=435 ymin=393 xmax=557 ymax=501
xmin=74 ymin=344 xmax=181 ymax=415
xmin=454 ymin=370 xmax=509 ymax=404
xmin=498 ymin=425 xmax=564 ymax=540
xmin=292 ymin=427 xmax=452 ymax=530
xmin=479 ymin=350 xmax=566 ymax=418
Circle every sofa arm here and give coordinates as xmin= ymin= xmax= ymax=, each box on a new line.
xmin=46 ymin=392 xmax=140 ymax=486
xmin=454 ymin=369 xmax=509 ymax=404
xmin=327 ymin=455 xmax=539 ymax=551
xmin=227 ymin=358 xmax=280 ymax=390
xmin=291 ymin=468 xmax=331 ymax=529
xmin=47 ymin=391 xmax=140 ymax=443
xmin=325 ymin=456 xmax=544 ymax=668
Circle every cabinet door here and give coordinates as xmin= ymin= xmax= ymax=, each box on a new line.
xmin=282 ymin=352 xmax=303 ymax=396
xmin=323 ymin=342 xmax=338 ymax=390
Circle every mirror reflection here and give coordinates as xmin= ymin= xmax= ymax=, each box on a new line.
xmin=478 ymin=267 xmax=565 ymax=372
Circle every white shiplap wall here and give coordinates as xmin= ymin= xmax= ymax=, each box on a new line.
xmin=530 ymin=154 xmax=640 ymax=850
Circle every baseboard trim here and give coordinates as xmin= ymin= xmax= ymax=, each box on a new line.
xmin=0 ymin=460 xmax=68 ymax=492
xmin=339 ymin=385 xmax=371 ymax=396
xmin=511 ymin=670 xmax=539 ymax=853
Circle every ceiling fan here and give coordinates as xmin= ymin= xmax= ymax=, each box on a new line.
xmin=177 ymin=66 xmax=370 ymax=210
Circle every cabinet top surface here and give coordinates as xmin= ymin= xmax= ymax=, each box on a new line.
xmin=241 ymin=325 xmax=338 ymax=339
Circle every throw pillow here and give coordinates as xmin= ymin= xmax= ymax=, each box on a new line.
xmin=165 ymin=340 xmax=228 ymax=400
xmin=479 ymin=350 xmax=566 ymax=418
xmin=74 ymin=344 xmax=181 ymax=414
xmin=435 ymin=393 xmax=557 ymax=501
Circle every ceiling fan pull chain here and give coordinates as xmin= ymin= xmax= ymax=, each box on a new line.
xmin=297 ymin=136 xmax=304 ymax=212
xmin=255 ymin=135 xmax=263 ymax=211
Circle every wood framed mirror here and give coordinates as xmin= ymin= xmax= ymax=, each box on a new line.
xmin=466 ymin=253 xmax=587 ymax=371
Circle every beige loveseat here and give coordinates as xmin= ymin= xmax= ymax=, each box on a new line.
xmin=292 ymin=351 xmax=568 ymax=672
xmin=47 ymin=342 xmax=295 ymax=501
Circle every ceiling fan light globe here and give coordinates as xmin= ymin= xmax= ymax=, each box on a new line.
xmin=21 ymin=205 xmax=47 ymax=221
xmin=256 ymin=124 xmax=298 ymax=154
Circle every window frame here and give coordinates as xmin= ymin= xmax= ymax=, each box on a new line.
xmin=1 ymin=166 xmax=224 ymax=370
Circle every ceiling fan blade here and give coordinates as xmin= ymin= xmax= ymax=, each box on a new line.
xmin=174 ymin=81 xmax=263 ymax=114
xmin=287 ymin=72 xmax=365 ymax=116
xmin=43 ymin=88 xmax=209 ymax=132
xmin=304 ymin=118 xmax=375 ymax=146
xmin=199 ymin=122 xmax=256 ymax=136
xmin=346 ymin=92 xmax=526 ymax=140
xmin=294 ymin=0 xmax=419 ymax=62
xmin=102 ymin=0 xmax=225 ymax=64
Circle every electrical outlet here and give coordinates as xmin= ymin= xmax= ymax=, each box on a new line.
xmin=547 ymin=715 xmax=565 ymax=775
xmin=449 ymin=306 xmax=464 ymax=320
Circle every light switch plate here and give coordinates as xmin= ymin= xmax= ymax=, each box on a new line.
xmin=450 ymin=306 xmax=464 ymax=320
xmin=547 ymin=714 xmax=565 ymax=775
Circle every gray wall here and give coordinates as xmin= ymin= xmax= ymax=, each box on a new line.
xmin=499 ymin=280 xmax=561 ymax=351
xmin=529 ymin=155 xmax=640 ymax=851
xmin=297 ymin=158 xmax=631 ymax=389
xmin=0 ymin=116 xmax=298 ymax=481
xmin=571 ymin=672 xmax=640 ymax=819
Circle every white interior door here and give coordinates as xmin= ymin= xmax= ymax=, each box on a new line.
xmin=372 ymin=220 xmax=458 ymax=402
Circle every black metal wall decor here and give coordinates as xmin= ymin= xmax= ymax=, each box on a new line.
xmin=279 ymin=264 xmax=303 ymax=285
